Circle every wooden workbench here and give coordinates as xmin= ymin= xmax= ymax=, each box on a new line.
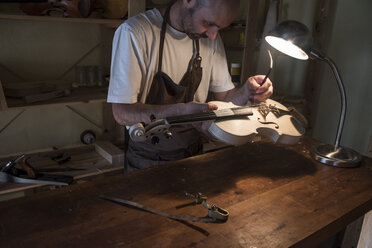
xmin=0 ymin=136 xmax=371 ymax=248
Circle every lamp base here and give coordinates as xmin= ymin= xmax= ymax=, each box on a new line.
xmin=311 ymin=144 xmax=362 ymax=168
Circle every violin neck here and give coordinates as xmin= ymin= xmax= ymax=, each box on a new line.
xmin=166 ymin=106 xmax=253 ymax=125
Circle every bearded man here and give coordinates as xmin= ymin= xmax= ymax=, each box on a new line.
xmin=107 ymin=0 xmax=273 ymax=171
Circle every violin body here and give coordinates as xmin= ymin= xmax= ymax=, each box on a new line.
xmin=203 ymin=99 xmax=305 ymax=146
xmin=128 ymin=99 xmax=305 ymax=146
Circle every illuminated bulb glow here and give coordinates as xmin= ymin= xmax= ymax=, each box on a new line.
xmin=265 ymin=36 xmax=308 ymax=60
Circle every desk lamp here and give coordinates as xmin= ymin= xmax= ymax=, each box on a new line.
xmin=264 ymin=20 xmax=361 ymax=167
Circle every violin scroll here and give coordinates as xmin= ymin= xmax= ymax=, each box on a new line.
xmin=129 ymin=120 xmax=172 ymax=143
xmin=128 ymin=123 xmax=146 ymax=142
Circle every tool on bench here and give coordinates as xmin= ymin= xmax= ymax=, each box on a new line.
xmin=0 ymin=154 xmax=25 ymax=173
xmin=36 ymin=167 xmax=85 ymax=172
xmin=0 ymin=154 xmax=73 ymax=185
xmin=51 ymin=153 xmax=71 ymax=164
xmin=100 ymin=192 xmax=229 ymax=223
xmin=185 ymin=192 xmax=229 ymax=221
xmin=47 ymin=153 xmax=85 ymax=171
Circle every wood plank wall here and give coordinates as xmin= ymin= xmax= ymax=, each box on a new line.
xmin=304 ymin=0 xmax=338 ymax=134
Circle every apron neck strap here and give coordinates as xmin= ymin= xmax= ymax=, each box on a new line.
xmin=158 ymin=4 xmax=201 ymax=72
xmin=158 ymin=5 xmax=171 ymax=72
xmin=194 ymin=39 xmax=200 ymax=61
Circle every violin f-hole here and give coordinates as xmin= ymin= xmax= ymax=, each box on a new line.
xmin=257 ymin=118 xmax=279 ymax=129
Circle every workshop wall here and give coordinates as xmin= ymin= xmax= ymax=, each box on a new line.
xmin=0 ymin=5 xmax=108 ymax=156
xmin=310 ymin=0 xmax=372 ymax=155
xmin=0 ymin=103 xmax=104 ymax=156
xmin=270 ymin=0 xmax=315 ymax=97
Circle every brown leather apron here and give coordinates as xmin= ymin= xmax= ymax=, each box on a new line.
xmin=125 ymin=5 xmax=203 ymax=172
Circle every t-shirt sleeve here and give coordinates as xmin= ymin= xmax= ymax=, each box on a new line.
xmin=107 ymin=24 xmax=145 ymax=103
xmin=208 ymin=35 xmax=235 ymax=93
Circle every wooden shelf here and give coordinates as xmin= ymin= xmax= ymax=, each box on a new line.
xmin=0 ymin=0 xmax=146 ymax=27
xmin=0 ymin=14 xmax=124 ymax=27
xmin=1 ymin=85 xmax=108 ymax=110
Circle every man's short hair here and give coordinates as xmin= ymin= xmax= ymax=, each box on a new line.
xmin=194 ymin=0 xmax=210 ymax=10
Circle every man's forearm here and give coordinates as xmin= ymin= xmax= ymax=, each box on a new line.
xmin=112 ymin=102 xmax=213 ymax=126
xmin=214 ymin=84 xmax=251 ymax=106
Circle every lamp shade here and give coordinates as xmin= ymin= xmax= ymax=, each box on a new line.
xmin=265 ymin=20 xmax=313 ymax=60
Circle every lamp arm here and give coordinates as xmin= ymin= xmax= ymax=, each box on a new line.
xmin=310 ymin=49 xmax=346 ymax=148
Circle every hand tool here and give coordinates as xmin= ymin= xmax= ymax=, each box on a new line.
xmin=100 ymin=192 xmax=229 ymax=223
xmin=0 ymin=155 xmax=73 ymax=185
xmin=0 ymin=154 xmax=25 ymax=173
xmin=259 ymin=50 xmax=273 ymax=86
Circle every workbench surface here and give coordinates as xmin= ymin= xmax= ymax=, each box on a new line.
xmin=1 ymin=136 xmax=371 ymax=248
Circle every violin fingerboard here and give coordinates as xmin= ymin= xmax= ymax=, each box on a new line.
xmin=214 ymin=107 xmax=252 ymax=117
xmin=231 ymin=107 xmax=253 ymax=116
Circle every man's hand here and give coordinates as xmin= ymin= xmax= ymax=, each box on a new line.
xmin=246 ymin=75 xmax=273 ymax=102
xmin=214 ymin=75 xmax=274 ymax=106
xmin=184 ymin=102 xmax=218 ymax=113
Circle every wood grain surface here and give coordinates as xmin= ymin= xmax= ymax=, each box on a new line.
xmin=0 ymin=136 xmax=371 ymax=248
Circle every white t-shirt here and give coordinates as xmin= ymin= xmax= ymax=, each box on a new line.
xmin=107 ymin=8 xmax=234 ymax=104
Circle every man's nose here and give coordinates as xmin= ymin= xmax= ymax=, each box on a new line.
xmin=206 ymin=26 xmax=219 ymax=40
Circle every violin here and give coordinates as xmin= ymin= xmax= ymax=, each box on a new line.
xmin=128 ymin=99 xmax=306 ymax=146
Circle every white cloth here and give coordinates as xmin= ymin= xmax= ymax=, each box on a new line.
xmin=107 ymin=8 xmax=234 ymax=104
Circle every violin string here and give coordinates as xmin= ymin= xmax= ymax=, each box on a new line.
xmin=168 ymin=105 xmax=256 ymax=124
xmin=167 ymin=112 xmax=216 ymax=124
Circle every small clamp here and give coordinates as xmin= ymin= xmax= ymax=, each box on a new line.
xmin=202 ymin=202 xmax=229 ymax=222
xmin=185 ymin=192 xmax=207 ymax=204
xmin=185 ymin=192 xmax=229 ymax=222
